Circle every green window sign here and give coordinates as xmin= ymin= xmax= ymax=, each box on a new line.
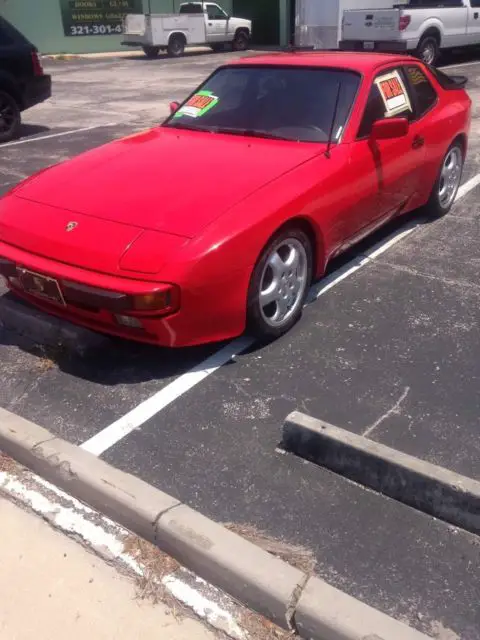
xmin=60 ymin=0 xmax=143 ymax=37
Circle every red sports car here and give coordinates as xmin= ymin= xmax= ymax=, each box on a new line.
xmin=0 ymin=52 xmax=471 ymax=347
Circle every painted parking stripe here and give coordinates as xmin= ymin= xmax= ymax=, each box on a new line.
xmin=81 ymin=170 xmax=480 ymax=457
xmin=440 ymin=60 xmax=480 ymax=70
xmin=456 ymin=172 xmax=480 ymax=200
xmin=81 ymin=336 xmax=254 ymax=455
xmin=0 ymin=123 xmax=118 ymax=148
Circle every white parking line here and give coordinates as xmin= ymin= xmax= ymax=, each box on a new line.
xmin=81 ymin=171 xmax=480 ymax=457
xmin=81 ymin=336 xmax=254 ymax=455
xmin=0 ymin=123 xmax=117 ymax=148
xmin=440 ymin=60 xmax=480 ymax=70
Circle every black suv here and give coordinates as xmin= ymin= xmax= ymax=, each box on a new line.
xmin=0 ymin=17 xmax=51 ymax=143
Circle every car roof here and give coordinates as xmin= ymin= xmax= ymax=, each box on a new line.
xmin=228 ymin=51 xmax=415 ymax=73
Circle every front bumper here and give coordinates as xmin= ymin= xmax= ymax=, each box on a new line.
xmin=0 ymin=240 xmax=248 ymax=348
xmin=22 ymin=74 xmax=52 ymax=111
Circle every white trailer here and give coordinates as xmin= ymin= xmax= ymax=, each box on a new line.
xmin=123 ymin=2 xmax=252 ymax=58
xmin=294 ymin=0 xmax=408 ymax=50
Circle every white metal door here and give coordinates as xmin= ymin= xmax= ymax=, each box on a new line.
xmin=205 ymin=3 xmax=229 ymax=42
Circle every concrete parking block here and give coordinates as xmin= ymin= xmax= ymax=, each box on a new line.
xmin=0 ymin=408 xmax=179 ymax=543
xmin=283 ymin=411 xmax=480 ymax=535
xmin=295 ymin=576 xmax=428 ymax=640
xmin=155 ymin=503 xmax=305 ymax=630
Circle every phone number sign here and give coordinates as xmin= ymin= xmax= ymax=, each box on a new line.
xmin=60 ymin=0 xmax=143 ymax=37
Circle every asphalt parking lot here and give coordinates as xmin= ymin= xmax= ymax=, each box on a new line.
xmin=1 ymin=50 xmax=479 ymax=639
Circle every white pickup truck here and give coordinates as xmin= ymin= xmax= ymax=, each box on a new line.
xmin=122 ymin=1 xmax=252 ymax=58
xmin=340 ymin=0 xmax=480 ymax=66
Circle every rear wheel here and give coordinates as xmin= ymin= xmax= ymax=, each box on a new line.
xmin=142 ymin=45 xmax=160 ymax=58
xmin=0 ymin=90 xmax=21 ymax=144
xmin=247 ymin=227 xmax=313 ymax=341
xmin=424 ymin=142 xmax=464 ymax=219
xmin=416 ymin=34 xmax=440 ymax=66
xmin=168 ymin=34 xmax=186 ymax=57
xmin=232 ymin=30 xmax=249 ymax=52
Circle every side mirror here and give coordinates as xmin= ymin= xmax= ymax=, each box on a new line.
xmin=371 ymin=117 xmax=409 ymax=141
xmin=169 ymin=101 xmax=180 ymax=114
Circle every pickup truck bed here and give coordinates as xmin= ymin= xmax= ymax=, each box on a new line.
xmin=340 ymin=2 xmax=480 ymax=66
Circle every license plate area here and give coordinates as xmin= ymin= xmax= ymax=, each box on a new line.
xmin=363 ymin=41 xmax=375 ymax=50
xmin=17 ymin=268 xmax=66 ymax=306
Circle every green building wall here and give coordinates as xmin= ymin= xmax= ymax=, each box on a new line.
xmin=0 ymin=0 xmax=236 ymax=54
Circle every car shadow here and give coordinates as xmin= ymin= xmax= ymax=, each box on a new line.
xmin=0 ymin=208 xmax=434 ymax=387
xmin=17 ymin=124 xmax=50 ymax=138
xmin=440 ymin=46 xmax=480 ymax=68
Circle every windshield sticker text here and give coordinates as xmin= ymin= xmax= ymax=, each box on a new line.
xmin=175 ymin=91 xmax=219 ymax=118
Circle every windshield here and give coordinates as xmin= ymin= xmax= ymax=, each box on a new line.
xmin=163 ymin=66 xmax=361 ymax=143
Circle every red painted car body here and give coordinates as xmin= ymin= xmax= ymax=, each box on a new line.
xmin=0 ymin=52 xmax=471 ymax=347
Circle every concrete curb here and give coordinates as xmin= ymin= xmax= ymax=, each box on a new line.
xmin=283 ymin=411 xmax=480 ymax=536
xmin=0 ymin=294 xmax=111 ymax=356
xmin=0 ymin=408 xmax=431 ymax=639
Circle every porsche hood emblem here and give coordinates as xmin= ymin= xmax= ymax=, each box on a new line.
xmin=66 ymin=221 xmax=78 ymax=232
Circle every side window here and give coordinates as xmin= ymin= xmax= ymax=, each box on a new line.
xmin=404 ymin=65 xmax=438 ymax=118
xmin=179 ymin=4 xmax=203 ymax=13
xmin=357 ymin=68 xmax=413 ymax=139
xmin=207 ymin=4 xmax=227 ymax=19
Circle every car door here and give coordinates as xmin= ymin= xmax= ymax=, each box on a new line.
xmin=343 ymin=66 xmax=426 ymax=244
xmin=468 ymin=0 xmax=480 ymax=43
xmin=205 ymin=3 xmax=229 ymax=42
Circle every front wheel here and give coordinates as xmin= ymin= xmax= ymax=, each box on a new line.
xmin=0 ymin=90 xmax=21 ymax=144
xmin=247 ymin=227 xmax=313 ymax=341
xmin=232 ymin=31 xmax=249 ymax=52
xmin=424 ymin=142 xmax=464 ymax=219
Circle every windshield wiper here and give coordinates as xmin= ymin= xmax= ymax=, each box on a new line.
xmin=163 ymin=122 xmax=212 ymax=133
xmin=164 ymin=123 xmax=292 ymax=141
xmin=210 ymin=127 xmax=292 ymax=141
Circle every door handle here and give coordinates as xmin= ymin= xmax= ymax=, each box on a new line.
xmin=474 ymin=12 xmax=479 ymax=19
xmin=412 ymin=135 xmax=425 ymax=149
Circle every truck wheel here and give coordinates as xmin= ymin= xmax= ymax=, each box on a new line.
xmin=168 ymin=34 xmax=186 ymax=57
xmin=232 ymin=31 xmax=249 ymax=52
xmin=0 ymin=90 xmax=21 ymax=144
xmin=416 ymin=35 xmax=439 ymax=66
xmin=142 ymin=46 xmax=160 ymax=59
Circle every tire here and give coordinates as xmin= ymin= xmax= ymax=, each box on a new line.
xmin=247 ymin=227 xmax=313 ymax=341
xmin=167 ymin=34 xmax=185 ymax=58
xmin=0 ymin=89 xmax=21 ymax=144
xmin=142 ymin=46 xmax=160 ymax=59
xmin=232 ymin=30 xmax=249 ymax=52
xmin=424 ymin=141 xmax=464 ymax=219
xmin=416 ymin=34 xmax=440 ymax=66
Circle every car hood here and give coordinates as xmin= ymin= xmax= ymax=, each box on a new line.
xmin=12 ymin=127 xmax=323 ymax=238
